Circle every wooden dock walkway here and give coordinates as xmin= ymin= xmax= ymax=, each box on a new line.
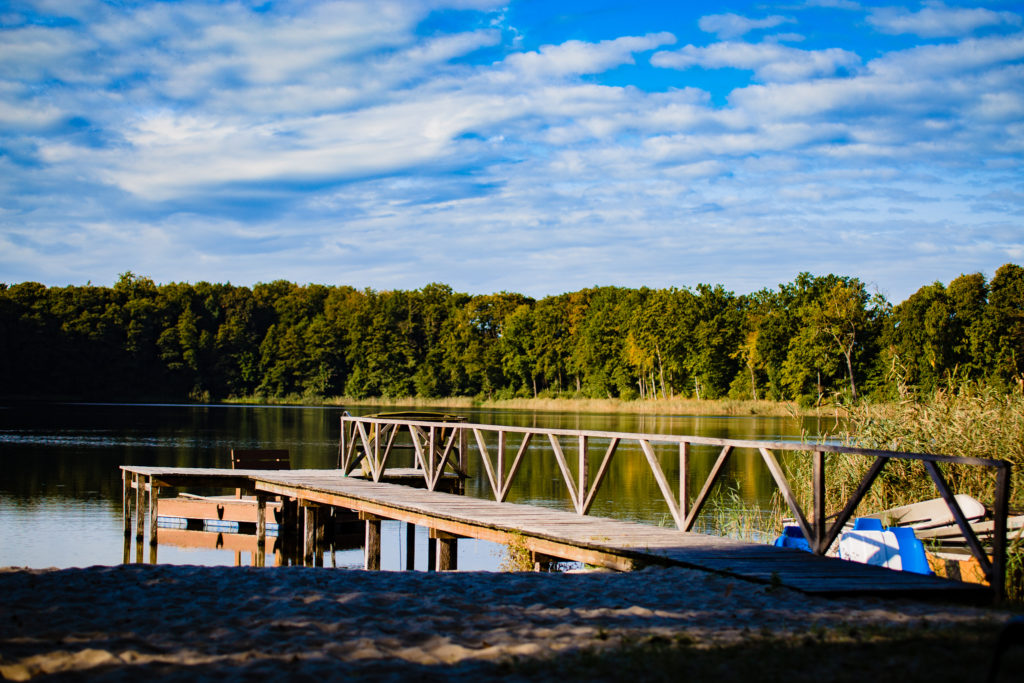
xmin=121 ymin=465 xmax=989 ymax=603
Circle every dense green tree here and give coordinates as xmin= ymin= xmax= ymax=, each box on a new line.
xmin=988 ymin=264 xmax=1024 ymax=387
xmin=1 ymin=265 xmax=1020 ymax=403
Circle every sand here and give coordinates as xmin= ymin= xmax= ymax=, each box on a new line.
xmin=0 ymin=564 xmax=1010 ymax=681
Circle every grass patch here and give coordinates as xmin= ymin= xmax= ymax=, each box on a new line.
xmin=686 ymin=481 xmax=785 ymax=544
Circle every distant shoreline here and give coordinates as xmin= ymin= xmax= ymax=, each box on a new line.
xmin=221 ymin=394 xmax=844 ymax=419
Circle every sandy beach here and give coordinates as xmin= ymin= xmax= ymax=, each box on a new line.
xmin=0 ymin=564 xmax=1016 ymax=681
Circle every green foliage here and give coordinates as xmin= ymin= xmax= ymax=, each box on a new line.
xmin=1 ymin=264 xmax=1021 ymax=403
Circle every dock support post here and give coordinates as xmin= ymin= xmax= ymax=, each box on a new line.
xmin=314 ymin=507 xmax=327 ymax=567
xmin=134 ymin=473 xmax=145 ymax=541
xmin=122 ymin=470 xmax=131 ymax=538
xmin=148 ymin=477 xmax=159 ymax=546
xmin=405 ymin=522 xmax=416 ymax=571
xmin=431 ymin=529 xmax=458 ymax=571
xmin=256 ymin=495 xmax=267 ymax=568
xmin=361 ymin=513 xmax=381 ymax=570
xmin=280 ymin=498 xmax=299 ymax=565
xmin=427 ymin=537 xmax=437 ymax=572
xmin=303 ymin=504 xmax=316 ymax=566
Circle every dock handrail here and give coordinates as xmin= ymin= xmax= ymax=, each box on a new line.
xmin=338 ymin=413 xmax=1012 ymax=601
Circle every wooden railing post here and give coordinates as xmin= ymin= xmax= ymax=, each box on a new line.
xmin=122 ymin=469 xmax=131 ymax=538
xmin=134 ymin=473 xmax=145 ymax=541
xmin=579 ymin=435 xmax=588 ymax=507
xmin=338 ymin=413 xmax=348 ymax=469
xmin=991 ymin=463 xmax=1011 ymax=604
xmin=148 ymin=477 xmax=159 ymax=546
xmin=679 ymin=442 xmax=689 ymax=521
xmin=813 ymin=451 xmax=825 ymax=553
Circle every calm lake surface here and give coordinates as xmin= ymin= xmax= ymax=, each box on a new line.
xmin=0 ymin=403 xmax=833 ymax=570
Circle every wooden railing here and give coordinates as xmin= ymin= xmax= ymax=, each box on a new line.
xmin=338 ymin=412 xmax=1012 ymax=600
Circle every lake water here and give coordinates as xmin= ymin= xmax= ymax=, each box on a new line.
xmin=0 ymin=402 xmax=829 ymax=570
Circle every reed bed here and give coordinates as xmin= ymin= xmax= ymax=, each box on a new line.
xmin=798 ymin=382 xmax=1024 ymax=514
xmin=781 ymin=382 xmax=1024 ymax=601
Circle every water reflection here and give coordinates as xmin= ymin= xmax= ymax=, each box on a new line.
xmin=0 ymin=402 xmax=825 ymax=569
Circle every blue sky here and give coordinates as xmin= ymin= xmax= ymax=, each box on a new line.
xmin=1 ymin=0 xmax=1022 ymax=302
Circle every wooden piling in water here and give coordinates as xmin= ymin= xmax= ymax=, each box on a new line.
xmin=148 ymin=479 xmax=159 ymax=546
xmin=431 ymin=529 xmax=458 ymax=571
xmin=256 ymin=495 xmax=267 ymax=567
xmin=303 ymin=504 xmax=316 ymax=566
xmin=362 ymin=513 xmax=381 ymax=571
xmin=122 ymin=471 xmax=132 ymax=537
xmin=134 ymin=474 xmax=145 ymax=541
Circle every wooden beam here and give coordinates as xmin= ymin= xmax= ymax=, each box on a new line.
xmin=679 ymin=442 xmax=689 ymax=521
xmin=991 ymin=464 xmax=1011 ymax=604
xmin=304 ymin=505 xmax=316 ymax=566
xmin=548 ymin=434 xmax=581 ymax=513
xmin=812 ymin=451 xmax=825 ymax=553
xmin=682 ymin=446 xmax=732 ymax=531
xmin=578 ymin=435 xmax=589 ymax=512
xmin=472 ymin=428 xmax=500 ymax=501
xmin=760 ymin=447 xmax=813 ymax=551
xmin=639 ymin=439 xmax=683 ymax=530
xmin=122 ymin=470 xmax=131 ymax=538
xmin=497 ymin=431 xmax=506 ymax=498
xmin=823 ymin=457 xmax=887 ymax=552
xmin=437 ymin=536 xmax=457 ymax=571
xmin=256 ymin=495 xmax=266 ymax=567
xmin=254 ymin=480 xmax=642 ymax=571
xmin=341 ymin=416 xmax=1007 ymax=468
xmin=135 ymin=473 xmax=145 ymax=541
xmin=582 ymin=437 xmax=619 ymax=515
xmin=924 ymin=461 xmax=991 ymax=575
xmin=364 ymin=518 xmax=381 ymax=571
xmin=498 ymin=433 xmax=533 ymax=503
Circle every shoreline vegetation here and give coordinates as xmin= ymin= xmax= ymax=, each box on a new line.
xmin=220 ymin=393 xmax=833 ymax=418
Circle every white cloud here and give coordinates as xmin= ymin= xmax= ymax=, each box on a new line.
xmin=698 ymin=13 xmax=793 ymax=39
xmin=1 ymin=1 xmax=1021 ymax=302
xmin=805 ymin=0 xmax=861 ymax=9
xmin=651 ymin=42 xmax=861 ymax=82
xmin=869 ymin=2 xmax=1022 ymax=37
xmin=500 ymin=33 xmax=675 ymax=80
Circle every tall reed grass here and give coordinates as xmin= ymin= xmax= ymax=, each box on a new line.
xmin=844 ymin=382 xmax=1022 ymax=510
xmin=782 ymin=381 xmax=1024 ymax=600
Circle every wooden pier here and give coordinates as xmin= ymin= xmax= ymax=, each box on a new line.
xmin=117 ymin=411 xmax=1014 ymax=604
xmin=122 ymin=465 xmax=990 ymax=602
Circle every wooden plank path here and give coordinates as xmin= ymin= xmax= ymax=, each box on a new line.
xmin=122 ymin=465 xmax=989 ymax=602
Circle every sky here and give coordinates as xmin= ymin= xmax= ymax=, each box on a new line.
xmin=1 ymin=0 xmax=1022 ymax=303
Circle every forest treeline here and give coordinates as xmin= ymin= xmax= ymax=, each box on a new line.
xmin=1 ymin=265 xmax=1022 ymax=404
